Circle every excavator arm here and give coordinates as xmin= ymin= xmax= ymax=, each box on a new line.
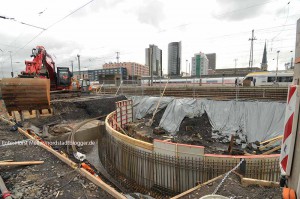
xmin=0 ymin=46 xmax=54 ymax=116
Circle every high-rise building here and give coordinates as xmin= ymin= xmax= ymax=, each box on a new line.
xmin=205 ymin=53 xmax=216 ymax=70
xmin=168 ymin=41 xmax=181 ymax=76
xmin=191 ymin=52 xmax=209 ymax=77
xmin=145 ymin=45 xmax=162 ymax=76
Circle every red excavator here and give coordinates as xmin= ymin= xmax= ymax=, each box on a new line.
xmin=0 ymin=46 xmax=87 ymax=116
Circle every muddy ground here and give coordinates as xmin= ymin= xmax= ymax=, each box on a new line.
xmin=181 ymin=172 xmax=282 ymax=199
xmin=0 ymin=120 xmax=114 ymax=199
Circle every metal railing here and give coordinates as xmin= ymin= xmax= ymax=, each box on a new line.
xmin=94 ymin=80 xmax=288 ymax=101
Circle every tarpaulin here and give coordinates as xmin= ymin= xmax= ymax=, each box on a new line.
xmin=131 ymin=96 xmax=286 ymax=142
xmin=130 ymin=96 xmax=173 ymax=120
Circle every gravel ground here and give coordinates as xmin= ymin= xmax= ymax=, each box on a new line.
xmin=181 ymin=172 xmax=282 ymax=199
xmin=0 ymin=121 xmax=114 ymax=199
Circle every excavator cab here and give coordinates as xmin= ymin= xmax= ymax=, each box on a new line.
xmin=56 ymin=67 xmax=72 ymax=89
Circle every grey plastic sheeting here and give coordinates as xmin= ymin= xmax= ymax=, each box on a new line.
xmin=131 ymin=96 xmax=286 ymax=142
xmin=131 ymin=96 xmax=174 ymax=120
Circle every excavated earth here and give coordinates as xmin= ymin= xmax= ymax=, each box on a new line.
xmin=26 ymin=95 xmax=127 ymax=129
xmin=128 ymin=109 xmax=234 ymax=154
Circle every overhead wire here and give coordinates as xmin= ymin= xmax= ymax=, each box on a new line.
xmin=16 ymin=0 xmax=96 ymax=53
xmin=0 ymin=0 xmax=96 ymax=70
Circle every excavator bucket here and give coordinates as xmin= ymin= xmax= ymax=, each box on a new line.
xmin=0 ymin=78 xmax=50 ymax=116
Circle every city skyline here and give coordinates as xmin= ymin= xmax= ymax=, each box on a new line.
xmin=0 ymin=0 xmax=299 ymax=77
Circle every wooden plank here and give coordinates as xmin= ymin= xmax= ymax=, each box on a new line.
xmin=105 ymin=112 xmax=154 ymax=151
xmin=259 ymin=137 xmax=282 ymax=151
xmin=262 ymin=145 xmax=282 ymax=155
xmin=241 ymin=177 xmax=279 ymax=188
xmin=171 ymin=174 xmax=224 ymax=199
xmin=0 ymin=161 xmax=44 ymax=166
xmin=260 ymin=135 xmax=283 ymax=145
xmin=0 ymin=160 xmax=13 ymax=162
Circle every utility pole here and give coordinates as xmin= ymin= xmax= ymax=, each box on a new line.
xmin=71 ymin=60 xmax=74 ymax=73
xmin=186 ymin=59 xmax=188 ymax=86
xmin=234 ymin=58 xmax=238 ymax=74
xmin=276 ymin=50 xmax=280 ymax=82
xmin=249 ymin=29 xmax=257 ymax=71
xmin=116 ymin=52 xmax=120 ymax=63
xmin=116 ymin=52 xmax=122 ymax=84
xmin=9 ymin=51 xmax=13 ymax=77
xmin=291 ymin=50 xmax=294 ymax=69
xmin=77 ymin=54 xmax=81 ymax=79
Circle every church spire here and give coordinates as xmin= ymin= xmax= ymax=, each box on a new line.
xmin=261 ymin=41 xmax=268 ymax=71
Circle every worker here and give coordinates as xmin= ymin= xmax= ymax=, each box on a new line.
xmin=253 ymin=78 xmax=256 ymax=87
xmin=235 ymin=78 xmax=238 ymax=87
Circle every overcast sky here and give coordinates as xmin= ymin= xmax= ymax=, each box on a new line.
xmin=0 ymin=0 xmax=299 ymax=77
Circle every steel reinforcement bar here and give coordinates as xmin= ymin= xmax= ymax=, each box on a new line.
xmin=100 ymin=86 xmax=288 ymax=101
xmin=103 ymin=110 xmax=281 ymax=197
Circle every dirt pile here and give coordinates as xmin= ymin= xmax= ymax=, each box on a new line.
xmin=26 ymin=96 xmax=126 ymax=129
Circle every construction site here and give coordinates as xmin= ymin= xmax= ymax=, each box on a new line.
xmin=1 ymin=53 xmax=300 ymax=198
xmin=1 ymin=1 xmax=300 ymax=198
xmin=0 ymin=84 xmax=287 ymax=198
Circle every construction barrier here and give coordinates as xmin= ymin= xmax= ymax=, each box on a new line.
xmin=102 ymin=100 xmax=281 ymax=195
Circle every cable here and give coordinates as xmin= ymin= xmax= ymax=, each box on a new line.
xmin=46 ymin=0 xmax=95 ymax=30
xmin=271 ymin=1 xmax=291 ymax=41
xmin=0 ymin=15 xmax=46 ymax=30
xmin=16 ymin=0 xmax=95 ymax=53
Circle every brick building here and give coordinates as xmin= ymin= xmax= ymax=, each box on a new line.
xmin=103 ymin=62 xmax=149 ymax=77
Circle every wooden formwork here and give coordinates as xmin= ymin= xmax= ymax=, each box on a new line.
xmin=104 ymin=107 xmax=281 ymax=195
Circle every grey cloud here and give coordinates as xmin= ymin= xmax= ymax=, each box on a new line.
xmin=213 ymin=0 xmax=269 ymax=21
xmin=136 ymin=0 xmax=165 ymax=28
xmin=72 ymin=0 xmax=124 ymax=18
